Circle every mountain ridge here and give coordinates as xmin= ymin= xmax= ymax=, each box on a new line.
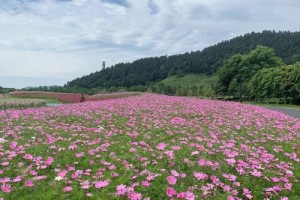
xmin=66 ymin=30 xmax=300 ymax=89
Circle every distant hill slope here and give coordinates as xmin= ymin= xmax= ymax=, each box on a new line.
xmin=66 ymin=30 xmax=300 ymax=89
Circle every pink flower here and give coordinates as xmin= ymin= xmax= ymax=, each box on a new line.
xmin=116 ymin=184 xmax=127 ymax=196
xmin=284 ymin=183 xmax=292 ymax=190
xmin=45 ymin=157 xmax=54 ymax=165
xmin=75 ymin=152 xmax=84 ymax=158
xmin=226 ymin=158 xmax=236 ymax=166
xmin=157 ymin=142 xmax=167 ymax=150
xmin=280 ymin=197 xmax=288 ymax=200
xmin=271 ymin=177 xmax=280 ymax=183
xmin=128 ymin=191 xmax=142 ymax=200
xmin=166 ymin=176 xmax=177 ymax=185
xmin=94 ymin=180 xmax=109 ymax=188
xmin=251 ymin=169 xmax=262 ymax=177
xmin=9 ymin=141 xmax=18 ymax=149
xmin=166 ymin=187 xmax=177 ymax=197
xmin=58 ymin=170 xmax=68 ymax=177
xmin=180 ymin=173 xmax=186 ymax=178
xmin=227 ymin=195 xmax=235 ymax=200
xmin=13 ymin=176 xmax=22 ymax=182
xmin=30 ymin=170 xmax=37 ymax=176
xmin=1 ymin=184 xmax=12 ymax=193
xmin=184 ymin=191 xmax=196 ymax=200
xmin=243 ymin=188 xmax=253 ymax=199
xmin=142 ymin=181 xmax=150 ymax=187
xmin=193 ymin=172 xmax=208 ymax=180
xmin=171 ymin=170 xmax=179 ymax=177
xmin=198 ymin=158 xmax=206 ymax=166
xmin=24 ymin=180 xmax=34 ymax=187
xmin=64 ymin=186 xmax=73 ymax=192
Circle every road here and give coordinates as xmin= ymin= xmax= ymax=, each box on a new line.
xmin=262 ymin=106 xmax=300 ymax=119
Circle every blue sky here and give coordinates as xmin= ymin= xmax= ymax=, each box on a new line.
xmin=0 ymin=0 xmax=300 ymax=88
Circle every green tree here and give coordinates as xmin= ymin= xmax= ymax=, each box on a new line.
xmin=217 ymin=45 xmax=283 ymax=100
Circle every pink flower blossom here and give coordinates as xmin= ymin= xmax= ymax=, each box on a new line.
xmin=24 ymin=180 xmax=34 ymax=187
xmin=128 ymin=191 xmax=142 ymax=200
xmin=94 ymin=180 xmax=109 ymax=188
xmin=194 ymin=172 xmax=208 ymax=180
xmin=64 ymin=186 xmax=73 ymax=192
xmin=116 ymin=184 xmax=127 ymax=196
xmin=45 ymin=156 xmax=54 ymax=165
xmin=1 ymin=184 xmax=12 ymax=193
xmin=166 ymin=176 xmax=177 ymax=185
xmin=166 ymin=187 xmax=177 ymax=197
xmin=157 ymin=142 xmax=167 ymax=150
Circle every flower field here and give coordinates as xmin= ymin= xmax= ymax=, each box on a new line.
xmin=0 ymin=94 xmax=299 ymax=200
xmin=87 ymin=92 xmax=141 ymax=102
xmin=9 ymin=91 xmax=82 ymax=103
xmin=0 ymin=98 xmax=47 ymax=110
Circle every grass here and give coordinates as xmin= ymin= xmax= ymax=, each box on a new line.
xmin=160 ymin=74 xmax=218 ymax=88
xmin=245 ymin=101 xmax=300 ymax=110
xmin=0 ymin=94 xmax=299 ymax=199
xmin=0 ymin=97 xmax=47 ymax=110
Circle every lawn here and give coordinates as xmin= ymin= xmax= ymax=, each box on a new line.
xmin=0 ymin=94 xmax=299 ymax=200
xmin=160 ymin=74 xmax=218 ymax=88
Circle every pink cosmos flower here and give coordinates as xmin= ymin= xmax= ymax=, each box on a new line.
xmin=280 ymin=197 xmax=288 ymax=200
xmin=251 ymin=169 xmax=262 ymax=177
xmin=180 ymin=173 xmax=186 ymax=178
xmin=1 ymin=184 xmax=12 ymax=193
xmin=194 ymin=172 xmax=208 ymax=180
xmin=128 ymin=191 xmax=142 ymax=200
xmin=198 ymin=158 xmax=206 ymax=166
xmin=75 ymin=152 xmax=84 ymax=158
xmin=142 ymin=181 xmax=150 ymax=187
xmin=45 ymin=156 xmax=54 ymax=165
xmin=271 ymin=177 xmax=280 ymax=183
xmin=94 ymin=180 xmax=109 ymax=188
xmin=13 ymin=176 xmax=22 ymax=182
xmin=58 ymin=170 xmax=68 ymax=177
xmin=166 ymin=176 xmax=177 ymax=185
xmin=1 ymin=162 xmax=9 ymax=166
xmin=171 ymin=170 xmax=179 ymax=177
xmin=24 ymin=180 xmax=34 ymax=187
xmin=166 ymin=187 xmax=177 ymax=197
xmin=116 ymin=184 xmax=127 ymax=196
xmin=157 ymin=142 xmax=167 ymax=150
xmin=64 ymin=186 xmax=73 ymax=192
xmin=30 ymin=170 xmax=37 ymax=176
xmin=226 ymin=158 xmax=236 ymax=166
xmin=9 ymin=141 xmax=18 ymax=149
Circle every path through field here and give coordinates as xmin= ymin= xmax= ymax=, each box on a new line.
xmin=262 ymin=106 xmax=300 ymax=118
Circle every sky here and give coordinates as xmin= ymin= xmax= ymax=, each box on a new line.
xmin=0 ymin=0 xmax=300 ymax=88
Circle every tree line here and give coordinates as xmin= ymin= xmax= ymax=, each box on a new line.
xmin=217 ymin=46 xmax=300 ymax=104
xmin=66 ymin=30 xmax=300 ymax=89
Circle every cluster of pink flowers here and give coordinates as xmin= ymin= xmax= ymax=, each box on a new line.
xmin=0 ymin=94 xmax=299 ymax=199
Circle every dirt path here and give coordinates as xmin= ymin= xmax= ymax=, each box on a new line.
xmin=262 ymin=106 xmax=300 ymax=119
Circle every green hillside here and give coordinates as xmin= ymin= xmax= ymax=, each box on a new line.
xmin=153 ymin=74 xmax=218 ymax=97
xmin=65 ymin=31 xmax=300 ymax=89
xmin=160 ymin=74 xmax=218 ymax=88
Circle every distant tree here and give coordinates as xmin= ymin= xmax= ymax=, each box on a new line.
xmin=248 ymin=63 xmax=300 ymax=103
xmin=217 ymin=45 xmax=283 ymax=100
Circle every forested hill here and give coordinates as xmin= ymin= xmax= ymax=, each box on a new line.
xmin=66 ymin=30 xmax=300 ymax=89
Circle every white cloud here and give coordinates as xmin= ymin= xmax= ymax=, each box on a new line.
xmin=0 ymin=0 xmax=300 ymax=88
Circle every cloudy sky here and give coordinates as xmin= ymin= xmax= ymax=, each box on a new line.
xmin=0 ymin=0 xmax=299 ymax=88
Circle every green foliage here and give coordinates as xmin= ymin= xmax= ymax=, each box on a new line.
xmin=65 ymin=31 xmax=300 ymax=90
xmin=248 ymin=63 xmax=300 ymax=103
xmin=158 ymin=74 xmax=218 ymax=96
xmin=217 ymin=45 xmax=283 ymax=97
